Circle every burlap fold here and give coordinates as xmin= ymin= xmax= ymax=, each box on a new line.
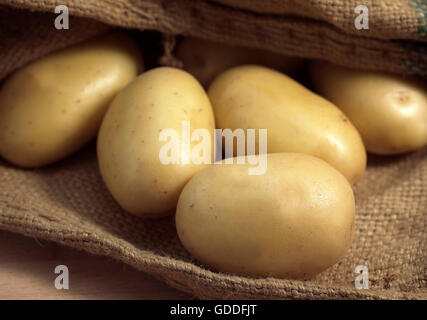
xmin=0 ymin=1 xmax=426 ymax=299
xmin=2 ymin=0 xmax=427 ymax=77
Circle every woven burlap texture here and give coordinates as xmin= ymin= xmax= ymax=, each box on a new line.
xmin=0 ymin=1 xmax=426 ymax=299
xmin=2 ymin=0 xmax=427 ymax=77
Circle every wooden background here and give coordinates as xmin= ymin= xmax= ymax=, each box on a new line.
xmin=0 ymin=230 xmax=191 ymax=299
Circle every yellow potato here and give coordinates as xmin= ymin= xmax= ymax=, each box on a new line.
xmin=177 ymin=37 xmax=303 ymax=87
xmin=208 ymin=65 xmax=366 ymax=185
xmin=97 ymin=67 xmax=215 ymax=218
xmin=0 ymin=32 xmax=143 ymax=167
xmin=310 ymin=61 xmax=427 ymax=155
xmin=176 ymin=153 xmax=355 ymax=279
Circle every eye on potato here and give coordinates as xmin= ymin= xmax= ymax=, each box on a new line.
xmin=177 ymin=37 xmax=303 ymax=88
xmin=310 ymin=61 xmax=427 ymax=155
xmin=97 ymin=67 xmax=215 ymax=218
xmin=0 ymin=32 xmax=143 ymax=167
xmin=208 ymin=65 xmax=366 ymax=185
xmin=176 ymin=153 xmax=355 ymax=279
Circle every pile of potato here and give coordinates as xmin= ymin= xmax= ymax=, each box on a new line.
xmin=0 ymin=33 xmax=426 ymax=280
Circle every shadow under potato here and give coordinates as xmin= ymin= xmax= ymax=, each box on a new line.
xmin=0 ymin=143 xmax=425 ymax=294
xmin=0 ymin=141 xmax=192 ymax=262
xmin=367 ymin=151 xmax=419 ymax=167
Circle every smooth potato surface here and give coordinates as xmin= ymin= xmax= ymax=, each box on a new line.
xmin=176 ymin=153 xmax=355 ymax=279
xmin=97 ymin=67 xmax=215 ymax=218
xmin=0 ymin=32 xmax=142 ymax=167
xmin=208 ymin=65 xmax=366 ymax=184
xmin=310 ymin=61 xmax=427 ymax=155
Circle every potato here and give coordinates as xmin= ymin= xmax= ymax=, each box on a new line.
xmin=208 ymin=65 xmax=366 ymax=185
xmin=310 ymin=61 xmax=427 ymax=155
xmin=97 ymin=67 xmax=215 ymax=218
xmin=177 ymin=37 xmax=303 ymax=88
xmin=176 ymin=153 xmax=355 ymax=279
xmin=0 ymin=32 xmax=142 ymax=167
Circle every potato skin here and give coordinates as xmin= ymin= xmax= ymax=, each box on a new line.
xmin=208 ymin=65 xmax=366 ymax=185
xmin=97 ymin=67 xmax=215 ymax=218
xmin=310 ymin=61 xmax=427 ymax=155
xmin=177 ymin=37 xmax=303 ymax=88
xmin=0 ymin=32 xmax=142 ymax=167
xmin=176 ymin=153 xmax=355 ymax=279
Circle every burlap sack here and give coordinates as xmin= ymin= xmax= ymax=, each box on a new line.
xmin=0 ymin=1 xmax=426 ymax=299
xmin=2 ymin=0 xmax=427 ymax=77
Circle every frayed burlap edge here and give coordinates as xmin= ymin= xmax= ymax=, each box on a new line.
xmin=0 ymin=208 xmax=424 ymax=300
xmin=0 ymin=1 xmax=426 ymax=300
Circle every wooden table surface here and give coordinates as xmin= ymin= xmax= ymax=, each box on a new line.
xmin=0 ymin=230 xmax=191 ymax=300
